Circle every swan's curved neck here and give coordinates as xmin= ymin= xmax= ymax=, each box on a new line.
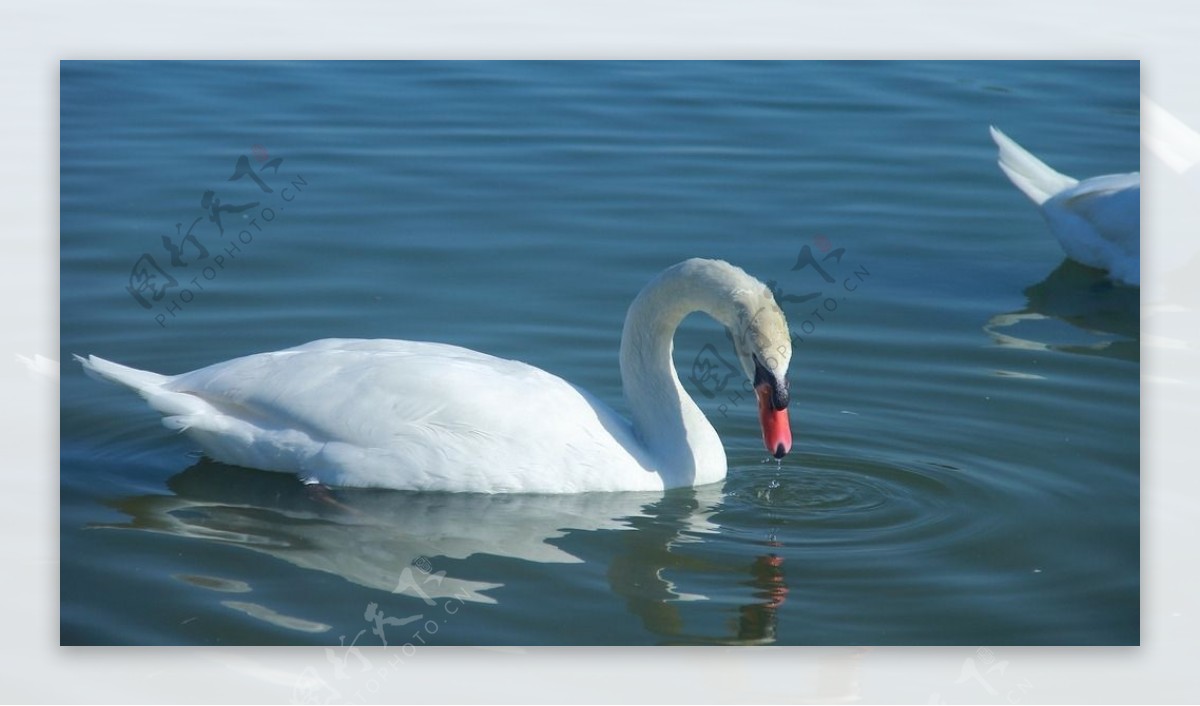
xmin=619 ymin=262 xmax=740 ymax=486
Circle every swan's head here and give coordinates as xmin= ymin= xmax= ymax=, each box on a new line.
xmin=625 ymin=258 xmax=795 ymax=460
xmin=724 ymin=273 xmax=793 ymax=460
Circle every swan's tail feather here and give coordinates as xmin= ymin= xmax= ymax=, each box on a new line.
xmin=74 ymin=354 xmax=207 ymax=419
xmin=77 ymin=355 xmax=306 ymax=471
xmin=75 ymin=354 xmax=166 ymax=390
xmin=989 ymin=126 xmax=1079 ymax=206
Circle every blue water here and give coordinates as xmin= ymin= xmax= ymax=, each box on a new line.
xmin=60 ymin=61 xmax=1139 ymax=646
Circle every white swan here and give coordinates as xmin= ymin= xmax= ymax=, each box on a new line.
xmin=990 ymin=126 xmax=1140 ymax=286
xmin=77 ymin=258 xmax=794 ymax=494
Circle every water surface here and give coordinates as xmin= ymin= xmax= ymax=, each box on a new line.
xmin=60 ymin=60 xmax=1139 ymax=646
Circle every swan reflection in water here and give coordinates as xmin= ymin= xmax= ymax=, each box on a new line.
xmin=96 ymin=459 xmax=791 ymax=644
xmin=985 ymin=259 xmax=1139 ymax=363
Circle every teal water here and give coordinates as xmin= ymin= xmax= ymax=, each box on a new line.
xmin=60 ymin=61 xmax=1139 ymax=646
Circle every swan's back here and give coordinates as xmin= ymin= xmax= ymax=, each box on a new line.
xmin=1043 ymin=173 xmax=1140 ymax=280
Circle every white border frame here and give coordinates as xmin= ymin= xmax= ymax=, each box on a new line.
xmin=8 ymin=2 xmax=1198 ymax=702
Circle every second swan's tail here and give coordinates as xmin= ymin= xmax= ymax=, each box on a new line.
xmin=989 ymin=125 xmax=1079 ymax=206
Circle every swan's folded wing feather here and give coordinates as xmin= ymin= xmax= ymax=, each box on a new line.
xmin=161 ymin=339 xmax=641 ymax=490
xmin=168 ymin=339 xmax=571 ymax=445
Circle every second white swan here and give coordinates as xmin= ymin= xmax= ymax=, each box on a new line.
xmin=78 ymin=258 xmax=794 ymax=494
xmin=990 ymin=125 xmax=1140 ymax=286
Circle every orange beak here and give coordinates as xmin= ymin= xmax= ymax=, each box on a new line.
xmin=756 ymin=382 xmax=792 ymax=459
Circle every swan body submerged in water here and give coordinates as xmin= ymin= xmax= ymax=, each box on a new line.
xmin=78 ymin=258 xmax=794 ymax=494
xmin=990 ymin=126 xmax=1140 ymax=286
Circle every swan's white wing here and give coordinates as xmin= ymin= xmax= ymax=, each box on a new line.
xmin=170 ymin=339 xmax=552 ymax=449
xmin=164 ymin=339 xmax=654 ymax=492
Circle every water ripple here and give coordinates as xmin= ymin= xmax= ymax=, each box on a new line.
xmin=724 ymin=452 xmax=986 ymax=555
